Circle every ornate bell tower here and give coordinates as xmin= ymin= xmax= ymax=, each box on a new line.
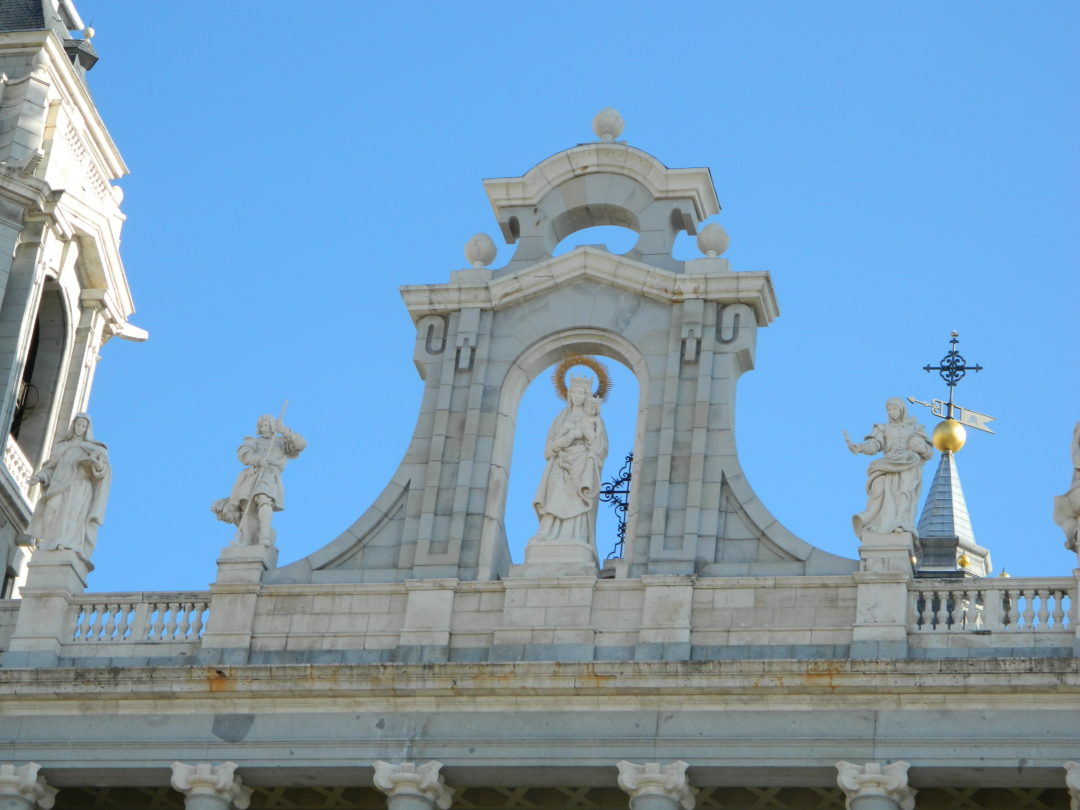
xmin=0 ymin=1 xmax=144 ymax=597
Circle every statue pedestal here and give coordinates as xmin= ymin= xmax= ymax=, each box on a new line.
xmin=515 ymin=538 xmax=598 ymax=578
xmin=858 ymin=529 xmax=916 ymax=574
xmin=852 ymin=532 xmax=914 ymax=660
xmin=198 ymin=544 xmax=277 ymax=664
xmin=2 ymin=548 xmax=92 ymax=668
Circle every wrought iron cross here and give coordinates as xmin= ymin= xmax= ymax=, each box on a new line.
xmin=921 ymin=331 xmax=982 ymax=419
xmin=600 ymin=451 xmax=633 ymax=559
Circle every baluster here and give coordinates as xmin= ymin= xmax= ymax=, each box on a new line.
xmin=1052 ymin=589 xmax=1067 ymax=629
xmin=103 ymin=603 xmax=118 ymax=639
xmin=89 ymin=603 xmax=106 ymax=641
xmin=1037 ymin=589 xmax=1051 ymax=630
xmin=972 ymin=588 xmax=984 ymax=630
xmin=918 ymin=589 xmax=933 ymax=629
xmin=190 ymin=602 xmax=206 ymax=638
xmin=131 ymin=601 xmax=151 ymax=640
xmin=1002 ymin=590 xmax=1017 ymax=630
xmin=945 ymin=589 xmax=957 ymax=630
xmin=1022 ymin=589 xmax=1036 ymax=630
xmin=72 ymin=605 xmax=87 ymax=641
xmin=983 ymin=586 xmax=1002 ymax=630
xmin=150 ymin=602 xmax=167 ymax=640
xmin=178 ymin=603 xmax=192 ymax=639
xmin=164 ymin=601 xmax=180 ymax=640
xmin=958 ymin=590 xmax=973 ymax=630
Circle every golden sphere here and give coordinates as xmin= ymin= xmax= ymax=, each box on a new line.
xmin=932 ymin=419 xmax=967 ymax=452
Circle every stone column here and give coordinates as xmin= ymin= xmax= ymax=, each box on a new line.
xmin=2 ymin=549 xmax=91 ymax=668
xmin=170 ymin=762 xmax=252 ymax=810
xmin=835 ymin=761 xmax=915 ymax=810
xmin=1064 ymin=761 xmax=1080 ymax=810
xmin=372 ymin=761 xmax=453 ymax=810
xmin=616 ymin=760 xmax=696 ymax=810
xmin=0 ymin=764 xmax=56 ymax=810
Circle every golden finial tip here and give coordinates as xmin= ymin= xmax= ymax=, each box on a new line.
xmin=932 ymin=419 xmax=967 ymax=452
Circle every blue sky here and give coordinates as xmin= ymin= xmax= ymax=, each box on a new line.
xmin=72 ymin=1 xmax=1078 ymax=592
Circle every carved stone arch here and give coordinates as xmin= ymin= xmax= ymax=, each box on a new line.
xmin=478 ymin=328 xmax=651 ymax=574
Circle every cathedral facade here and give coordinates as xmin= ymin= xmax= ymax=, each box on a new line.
xmin=0 ymin=5 xmax=1077 ymax=809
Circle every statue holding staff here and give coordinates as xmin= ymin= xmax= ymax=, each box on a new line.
xmin=212 ymin=411 xmax=306 ymax=547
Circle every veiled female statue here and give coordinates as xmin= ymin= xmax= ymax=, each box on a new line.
xmin=28 ymin=412 xmax=111 ymax=558
xmin=530 ymin=375 xmax=609 ymax=555
xmin=845 ymin=397 xmax=933 ymax=540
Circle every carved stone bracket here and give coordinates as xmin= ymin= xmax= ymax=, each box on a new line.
xmin=1065 ymin=761 xmax=1080 ymax=810
xmin=616 ymin=760 xmax=696 ymax=810
xmin=0 ymin=763 xmax=57 ymax=810
xmin=170 ymin=762 xmax=252 ymax=810
xmin=835 ymin=761 xmax=915 ymax=810
xmin=373 ymin=761 xmax=453 ymax=810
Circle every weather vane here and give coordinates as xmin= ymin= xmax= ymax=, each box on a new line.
xmin=907 ymin=331 xmax=995 ymax=452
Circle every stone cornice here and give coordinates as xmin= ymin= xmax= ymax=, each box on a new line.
xmin=402 ymin=247 xmax=778 ymax=325
xmin=2 ymin=658 xmax=1078 ymax=711
xmin=483 ymin=142 xmax=719 ymax=221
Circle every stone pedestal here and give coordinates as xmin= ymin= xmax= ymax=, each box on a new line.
xmin=2 ymin=549 xmax=91 ymax=668
xmin=636 ymin=577 xmax=693 ymax=660
xmin=398 ymin=580 xmax=457 ymax=663
xmin=616 ymin=761 xmax=696 ymax=810
xmin=170 ymin=762 xmax=251 ymax=810
xmin=835 ymin=761 xmax=914 ymax=810
xmin=197 ymin=546 xmax=276 ymax=665
xmin=0 ymin=764 xmax=56 ymax=810
xmin=516 ymin=537 xmax=598 ymax=578
xmin=372 ymin=761 xmax=453 ymax=810
xmin=858 ymin=530 xmax=915 ymax=575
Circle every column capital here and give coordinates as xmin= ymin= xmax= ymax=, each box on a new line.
xmin=170 ymin=762 xmax=252 ymax=810
xmin=0 ymin=763 xmax=57 ymax=810
xmin=616 ymin=760 xmax=696 ymax=810
xmin=1065 ymin=761 xmax=1080 ymax=810
xmin=835 ymin=761 xmax=915 ymax=810
xmin=372 ymin=761 xmax=453 ymax=810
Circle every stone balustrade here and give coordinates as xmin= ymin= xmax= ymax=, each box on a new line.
xmin=910 ymin=577 xmax=1073 ymax=633
xmin=68 ymin=593 xmax=210 ymax=643
xmin=1 ymin=435 xmax=33 ymax=501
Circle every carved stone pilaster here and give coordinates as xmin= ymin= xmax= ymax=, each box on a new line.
xmin=616 ymin=760 xmax=696 ymax=810
xmin=0 ymin=764 xmax=57 ymax=810
xmin=170 ymin=762 xmax=252 ymax=810
xmin=373 ymin=761 xmax=453 ymax=810
xmin=835 ymin=761 xmax=915 ymax=810
xmin=1065 ymin=761 xmax=1080 ymax=810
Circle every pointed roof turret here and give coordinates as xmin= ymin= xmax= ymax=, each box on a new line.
xmin=915 ymin=449 xmax=992 ymax=578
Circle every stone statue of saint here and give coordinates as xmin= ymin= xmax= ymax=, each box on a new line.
xmin=212 ymin=415 xmax=306 ymax=546
xmin=27 ymin=412 xmax=111 ymax=559
xmin=845 ymin=397 xmax=933 ymax=540
xmin=1052 ymin=420 xmax=1080 ymax=555
xmin=530 ymin=376 xmax=608 ymax=555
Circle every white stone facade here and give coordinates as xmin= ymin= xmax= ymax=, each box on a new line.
xmin=0 ymin=8 xmax=1077 ymax=805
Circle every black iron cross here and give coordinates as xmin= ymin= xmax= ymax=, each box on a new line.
xmin=600 ymin=451 xmax=633 ymax=559
xmin=922 ymin=331 xmax=982 ymax=418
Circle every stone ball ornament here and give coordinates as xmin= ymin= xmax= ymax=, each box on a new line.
xmin=592 ymin=107 xmax=624 ymax=142
xmin=464 ymin=233 xmax=497 ymax=267
xmin=697 ymin=223 xmax=730 ymax=257
xmin=932 ymin=418 xmax=967 ymax=453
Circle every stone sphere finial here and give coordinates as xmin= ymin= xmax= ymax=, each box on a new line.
xmin=83 ymin=27 xmax=95 ymax=40
xmin=592 ymin=107 xmax=624 ymax=142
xmin=697 ymin=223 xmax=730 ymax=257
xmin=464 ymin=233 xmax=497 ymax=268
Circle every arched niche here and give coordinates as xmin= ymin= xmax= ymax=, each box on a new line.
xmin=10 ymin=283 xmax=70 ymax=467
xmin=478 ymin=328 xmax=651 ymax=577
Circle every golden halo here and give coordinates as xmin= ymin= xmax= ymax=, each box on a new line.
xmin=551 ymin=355 xmax=611 ymax=402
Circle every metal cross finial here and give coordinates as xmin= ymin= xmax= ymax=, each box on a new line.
xmin=922 ymin=331 xmax=983 ymax=391
xmin=908 ymin=331 xmax=996 ymax=434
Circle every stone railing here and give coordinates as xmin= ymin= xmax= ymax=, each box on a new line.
xmin=2 ymin=434 xmax=33 ymax=499
xmin=910 ymin=577 xmax=1074 ymax=634
xmin=68 ymin=592 xmax=211 ymax=643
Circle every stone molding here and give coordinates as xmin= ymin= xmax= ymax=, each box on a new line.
xmin=372 ymin=761 xmax=453 ymax=810
xmin=0 ymin=763 xmax=57 ymax=810
xmin=170 ymin=762 xmax=252 ymax=810
xmin=1065 ymin=761 xmax=1080 ymax=810
xmin=835 ymin=761 xmax=915 ymax=810
xmin=616 ymin=760 xmax=696 ymax=810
